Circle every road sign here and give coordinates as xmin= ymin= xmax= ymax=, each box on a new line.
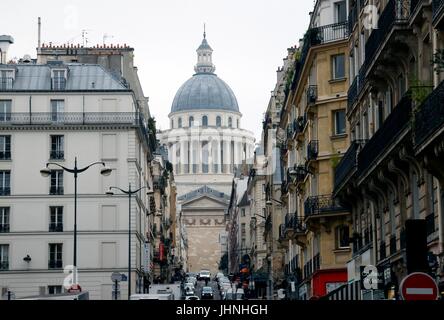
xmin=121 ymin=274 xmax=128 ymax=282
xmin=68 ymin=284 xmax=82 ymax=293
xmin=400 ymin=272 xmax=439 ymax=300
xmin=111 ymin=272 xmax=123 ymax=282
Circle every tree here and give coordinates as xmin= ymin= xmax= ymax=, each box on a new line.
xmin=219 ymin=252 xmax=228 ymax=273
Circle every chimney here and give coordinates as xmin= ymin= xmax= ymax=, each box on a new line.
xmin=0 ymin=35 xmax=14 ymax=64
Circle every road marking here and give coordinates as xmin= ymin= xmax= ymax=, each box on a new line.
xmin=406 ymin=288 xmax=434 ymax=295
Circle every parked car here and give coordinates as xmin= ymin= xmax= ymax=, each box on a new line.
xmin=185 ymin=295 xmax=200 ymax=300
xmin=186 ymin=276 xmax=197 ymax=286
xmin=201 ymin=286 xmax=214 ymax=300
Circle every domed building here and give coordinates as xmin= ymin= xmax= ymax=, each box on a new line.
xmin=160 ymin=32 xmax=255 ymax=273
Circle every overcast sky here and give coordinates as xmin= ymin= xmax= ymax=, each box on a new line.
xmin=2 ymin=0 xmax=313 ymax=140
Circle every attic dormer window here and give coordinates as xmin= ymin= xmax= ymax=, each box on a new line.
xmin=51 ymin=69 xmax=67 ymax=91
xmin=0 ymin=69 xmax=15 ymax=91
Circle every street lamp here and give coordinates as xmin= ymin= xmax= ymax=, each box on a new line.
xmin=41 ymin=157 xmax=111 ymax=288
xmin=106 ymin=184 xmax=154 ymax=300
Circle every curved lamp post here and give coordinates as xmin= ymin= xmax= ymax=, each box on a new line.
xmin=106 ymin=184 xmax=154 ymax=300
xmin=41 ymin=157 xmax=112 ymax=287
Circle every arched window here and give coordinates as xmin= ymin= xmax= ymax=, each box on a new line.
xmin=171 ymin=119 xmax=174 ymax=129
xmin=189 ymin=116 xmax=194 ymax=127
xmin=202 ymin=115 xmax=208 ymax=127
xmin=236 ymin=119 xmax=239 ymax=128
xmin=228 ymin=117 xmax=233 ymax=128
xmin=216 ymin=116 xmax=222 ymax=127
xmin=178 ymin=117 xmax=182 ymax=128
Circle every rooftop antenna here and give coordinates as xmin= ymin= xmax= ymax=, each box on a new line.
xmin=81 ymin=29 xmax=92 ymax=47
xmin=203 ymin=23 xmax=206 ymax=39
xmin=38 ymin=17 xmax=41 ymax=49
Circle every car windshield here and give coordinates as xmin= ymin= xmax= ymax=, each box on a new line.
xmin=202 ymin=287 xmax=212 ymax=292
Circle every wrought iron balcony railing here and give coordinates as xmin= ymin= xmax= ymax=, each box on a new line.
xmin=50 ymin=150 xmax=64 ymax=160
xmin=363 ymin=0 xmax=410 ymax=78
xmin=294 ymin=165 xmax=308 ymax=183
xmin=0 ymin=77 xmax=14 ymax=90
xmin=307 ymin=85 xmax=318 ymax=105
xmin=0 ymin=261 xmax=9 ymax=270
xmin=0 ymin=224 xmax=10 ymax=233
xmin=50 ymin=186 xmax=64 ymax=195
xmin=0 ymin=187 xmax=11 ymax=196
xmin=49 ymin=223 xmax=63 ymax=232
xmin=292 ymin=115 xmax=307 ymax=138
xmin=433 ymin=0 xmax=444 ymax=24
xmin=358 ymin=95 xmax=412 ymax=177
xmin=307 ymin=140 xmax=319 ymax=161
xmin=304 ymin=194 xmax=347 ymax=218
xmin=48 ymin=260 xmax=63 ymax=269
xmin=414 ymin=80 xmax=444 ymax=148
xmin=0 ymin=151 xmax=11 ymax=160
xmin=334 ymin=140 xmax=367 ymax=192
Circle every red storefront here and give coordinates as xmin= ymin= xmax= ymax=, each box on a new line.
xmin=311 ymin=268 xmax=348 ymax=298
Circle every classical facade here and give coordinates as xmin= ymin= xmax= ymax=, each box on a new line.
xmin=160 ymin=32 xmax=255 ymax=273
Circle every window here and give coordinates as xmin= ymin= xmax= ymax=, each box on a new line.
xmin=171 ymin=119 xmax=174 ymax=129
xmin=241 ymin=208 xmax=246 ymax=217
xmin=48 ymin=286 xmax=63 ymax=295
xmin=49 ymin=207 xmax=63 ymax=232
xmin=50 ymin=100 xmax=64 ymax=122
xmin=241 ymin=223 xmax=246 ymax=237
xmin=0 ymin=244 xmax=9 ymax=270
xmin=334 ymin=110 xmax=346 ymax=135
xmin=0 ymin=70 xmax=14 ymax=90
xmin=48 ymin=243 xmax=63 ymax=269
xmin=51 ymin=70 xmax=66 ymax=90
xmin=202 ymin=115 xmax=208 ymax=127
xmin=0 ymin=100 xmax=11 ymax=122
xmin=335 ymin=1 xmax=347 ymax=23
xmin=0 ymin=171 xmax=10 ymax=196
xmin=202 ymin=141 xmax=209 ymax=173
xmin=0 ymin=135 xmax=11 ymax=160
xmin=50 ymin=135 xmax=64 ymax=160
xmin=50 ymin=170 xmax=64 ymax=195
xmin=216 ymin=116 xmax=221 ymax=127
xmin=178 ymin=117 xmax=182 ymax=128
xmin=332 ymin=54 xmax=345 ymax=80
xmin=237 ymin=119 xmax=239 ymax=128
xmin=336 ymin=225 xmax=350 ymax=249
xmin=0 ymin=207 xmax=10 ymax=233
xmin=189 ymin=116 xmax=194 ymax=127
xmin=228 ymin=117 xmax=233 ymax=128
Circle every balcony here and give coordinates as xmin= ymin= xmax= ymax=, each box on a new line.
xmin=362 ymin=0 xmax=410 ymax=79
xmin=48 ymin=260 xmax=63 ymax=269
xmin=433 ymin=0 xmax=444 ymax=28
xmin=0 ymin=187 xmax=10 ymax=196
xmin=304 ymin=194 xmax=348 ymax=219
xmin=0 ymin=261 xmax=9 ymax=270
xmin=0 ymin=224 xmax=9 ymax=233
xmin=303 ymin=253 xmax=321 ymax=279
xmin=293 ymin=165 xmax=308 ymax=184
xmin=414 ymin=80 xmax=444 ymax=151
xmin=292 ymin=115 xmax=307 ymax=139
xmin=290 ymin=21 xmax=348 ymax=95
xmin=0 ymin=151 xmax=11 ymax=160
xmin=0 ymin=77 xmax=14 ymax=90
xmin=49 ymin=223 xmax=63 ymax=232
xmin=306 ymin=140 xmax=319 ymax=162
xmin=50 ymin=150 xmax=64 ymax=160
xmin=334 ymin=140 xmax=366 ymax=192
xmin=307 ymin=85 xmax=318 ymax=106
xmin=358 ymin=95 xmax=412 ymax=178
xmin=50 ymin=186 xmax=64 ymax=195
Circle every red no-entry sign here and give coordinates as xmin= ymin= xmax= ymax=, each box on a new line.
xmin=400 ymin=272 xmax=439 ymax=300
